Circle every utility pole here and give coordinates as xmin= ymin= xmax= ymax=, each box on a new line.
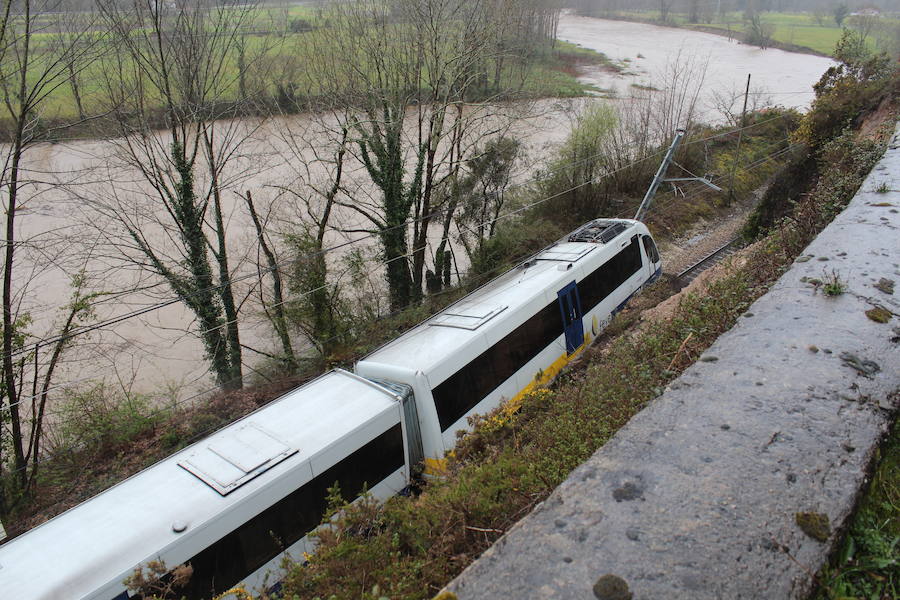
xmin=635 ymin=129 xmax=685 ymax=222
xmin=635 ymin=128 xmax=722 ymax=222
xmin=728 ymin=74 xmax=751 ymax=201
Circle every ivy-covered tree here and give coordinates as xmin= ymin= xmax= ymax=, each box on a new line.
xmin=90 ymin=0 xmax=265 ymax=389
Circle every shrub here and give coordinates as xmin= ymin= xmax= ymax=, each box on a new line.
xmin=797 ymin=30 xmax=897 ymax=150
xmin=289 ymin=18 xmax=313 ymax=33
xmin=534 ymin=103 xmax=619 ymax=224
xmin=53 ymin=384 xmax=161 ymax=455
xmin=468 ymin=218 xmax=564 ymax=277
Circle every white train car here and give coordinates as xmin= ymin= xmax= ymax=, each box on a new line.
xmin=356 ymin=218 xmax=661 ymax=474
xmin=0 ymin=370 xmax=421 ymax=600
xmin=0 ymin=218 xmax=661 ymax=599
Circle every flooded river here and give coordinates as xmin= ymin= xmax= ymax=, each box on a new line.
xmin=13 ymin=14 xmax=834 ymax=402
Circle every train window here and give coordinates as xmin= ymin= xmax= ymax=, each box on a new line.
xmin=432 ymin=301 xmax=562 ymax=431
xmin=314 ymin=423 xmax=405 ymax=504
xmin=432 ymin=235 xmax=643 ymax=432
xmin=578 ymin=237 xmax=642 ymax=312
xmin=180 ymin=424 xmax=404 ymax=599
xmin=642 ymin=235 xmax=659 ymax=264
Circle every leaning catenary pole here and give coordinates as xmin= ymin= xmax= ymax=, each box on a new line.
xmin=634 ymin=129 xmax=686 ymax=222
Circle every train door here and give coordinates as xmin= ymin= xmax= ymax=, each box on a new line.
xmin=557 ymin=281 xmax=584 ymax=354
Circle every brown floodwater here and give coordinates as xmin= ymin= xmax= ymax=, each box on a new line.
xmin=9 ymin=14 xmax=834 ymax=404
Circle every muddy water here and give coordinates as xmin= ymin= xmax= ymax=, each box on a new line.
xmin=12 ymin=15 xmax=834 ymax=402
xmin=557 ymin=13 xmax=836 ymax=116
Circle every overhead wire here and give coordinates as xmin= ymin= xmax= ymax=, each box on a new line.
xmin=8 ymin=113 xmax=796 ymax=365
xmin=0 ymin=134 xmax=802 ymax=421
xmin=1 ymin=114 xmax=802 ymax=416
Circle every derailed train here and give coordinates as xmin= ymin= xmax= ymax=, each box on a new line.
xmin=0 ymin=218 xmax=661 ymax=600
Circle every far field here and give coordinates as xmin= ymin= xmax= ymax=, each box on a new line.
xmin=11 ymin=5 xmax=612 ymax=130
xmin=600 ymin=10 xmax=899 ymax=57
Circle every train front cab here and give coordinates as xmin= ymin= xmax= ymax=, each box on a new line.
xmin=641 ymin=230 xmax=662 ymax=283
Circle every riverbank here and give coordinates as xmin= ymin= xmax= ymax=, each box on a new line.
xmin=590 ymin=12 xmax=835 ymax=58
xmin=0 ymin=41 xmax=610 ymax=145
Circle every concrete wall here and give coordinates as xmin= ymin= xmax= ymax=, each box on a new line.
xmin=446 ymin=125 xmax=900 ymax=599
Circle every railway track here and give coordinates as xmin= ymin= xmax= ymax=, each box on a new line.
xmin=675 ymin=237 xmax=743 ymax=288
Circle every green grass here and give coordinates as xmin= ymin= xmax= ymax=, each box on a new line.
xmin=522 ymin=41 xmax=617 ymax=97
xmin=683 ymin=12 xmax=846 ymax=55
xmin=812 ymin=419 xmax=900 ymax=600
xmin=5 ymin=11 xmax=609 ymax=132
xmin=605 ymin=10 xmax=898 ymax=57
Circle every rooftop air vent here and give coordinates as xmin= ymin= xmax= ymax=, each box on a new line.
xmin=430 ymin=304 xmax=507 ymax=330
xmin=178 ymin=423 xmax=297 ymax=496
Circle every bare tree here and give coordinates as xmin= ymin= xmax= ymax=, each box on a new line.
xmin=301 ymin=0 xmax=552 ymax=312
xmin=710 ymin=82 xmax=772 ymax=127
xmin=745 ymin=9 xmax=776 ymax=49
xmin=833 ymin=4 xmax=849 ymax=28
xmin=0 ymin=0 xmax=104 ymax=505
xmin=659 ymin=0 xmax=673 ymax=23
xmin=90 ymin=0 xmax=269 ymax=390
xmin=454 ymin=136 xmax=521 ymax=261
xmin=262 ymin=115 xmax=355 ymax=358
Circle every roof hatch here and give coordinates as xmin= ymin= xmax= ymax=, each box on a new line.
xmin=536 ymin=243 xmax=594 ymax=262
xmin=430 ymin=304 xmax=507 ymax=330
xmin=178 ymin=423 xmax=297 ymax=496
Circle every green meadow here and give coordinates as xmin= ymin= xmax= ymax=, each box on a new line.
xmin=611 ymin=10 xmax=898 ymax=57
xmin=9 ymin=6 xmax=606 ymax=128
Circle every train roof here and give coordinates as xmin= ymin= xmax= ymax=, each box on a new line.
xmin=358 ymin=219 xmax=642 ymax=377
xmin=0 ymin=370 xmax=402 ymax=600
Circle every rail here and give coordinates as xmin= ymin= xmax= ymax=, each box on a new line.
xmin=676 ymin=237 xmax=742 ymax=285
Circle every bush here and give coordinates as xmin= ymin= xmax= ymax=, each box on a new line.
xmin=53 ymin=385 xmax=161 ymax=455
xmin=468 ymin=218 xmax=564 ymax=277
xmin=534 ymin=104 xmax=619 ymax=224
xmin=797 ymin=30 xmax=897 ymax=150
xmin=289 ymin=18 xmax=313 ymax=33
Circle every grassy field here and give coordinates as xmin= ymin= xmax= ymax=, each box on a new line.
xmin=607 ymin=10 xmax=898 ymax=57
xmin=686 ymin=12 xmax=848 ymax=55
xmin=12 ymin=8 xmax=607 ymax=129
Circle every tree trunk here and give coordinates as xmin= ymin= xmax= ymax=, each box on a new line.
xmin=3 ymin=131 xmax=27 ymax=490
xmin=170 ymin=141 xmax=233 ymax=389
xmin=244 ymin=191 xmax=296 ymax=369
xmin=382 ymin=224 xmax=413 ymax=312
xmin=411 ymin=113 xmax=444 ymax=304
xmin=206 ymin=136 xmax=242 ymax=389
xmin=237 ymin=36 xmax=247 ymax=102
xmin=67 ymin=60 xmax=86 ymax=121
xmin=3 ymin=6 xmax=33 ymax=491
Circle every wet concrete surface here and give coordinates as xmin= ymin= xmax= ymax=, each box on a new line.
xmin=445 ymin=126 xmax=900 ymax=599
